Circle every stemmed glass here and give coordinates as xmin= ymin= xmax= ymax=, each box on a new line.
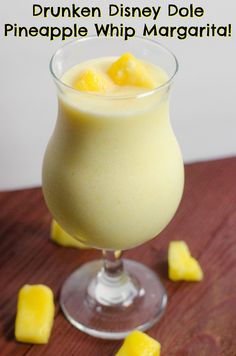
xmin=42 ymin=37 xmax=184 ymax=339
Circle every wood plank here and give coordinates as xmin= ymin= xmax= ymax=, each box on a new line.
xmin=0 ymin=157 xmax=236 ymax=355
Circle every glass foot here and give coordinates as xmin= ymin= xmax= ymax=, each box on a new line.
xmin=60 ymin=259 xmax=167 ymax=339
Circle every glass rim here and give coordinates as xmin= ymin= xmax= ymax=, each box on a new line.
xmin=49 ymin=36 xmax=179 ymax=100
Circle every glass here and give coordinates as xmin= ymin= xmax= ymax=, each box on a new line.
xmin=42 ymin=37 xmax=184 ymax=339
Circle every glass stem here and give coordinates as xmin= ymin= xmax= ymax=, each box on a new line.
xmin=102 ymin=250 xmax=123 ymax=278
xmin=87 ymin=250 xmax=140 ymax=307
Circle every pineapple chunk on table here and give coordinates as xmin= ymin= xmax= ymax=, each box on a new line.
xmin=168 ymin=241 xmax=203 ymax=282
xmin=15 ymin=285 xmax=55 ymax=344
xmin=108 ymin=53 xmax=156 ymax=89
xmin=73 ymin=69 xmax=112 ymax=93
xmin=51 ymin=220 xmax=89 ymax=248
xmin=116 ymin=330 xmax=161 ymax=356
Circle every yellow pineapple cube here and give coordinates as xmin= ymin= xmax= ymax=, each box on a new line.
xmin=15 ymin=285 xmax=55 ymax=344
xmin=168 ymin=241 xmax=203 ymax=282
xmin=51 ymin=220 xmax=89 ymax=248
xmin=115 ymin=330 xmax=161 ymax=356
xmin=108 ymin=53 xmax=156 ymax=89
xmin=73 ymin=69 xmax=112 ymax=93
xmin=114 ymin=250 xmax=122 ymax=259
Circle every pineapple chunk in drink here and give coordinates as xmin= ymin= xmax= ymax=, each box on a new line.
xmin=108 ymin=53 xmax=156 ymax=89
xmin=73 ymin=69 xmax=113 ymax=93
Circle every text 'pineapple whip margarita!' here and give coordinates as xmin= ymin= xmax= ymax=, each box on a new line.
xmin=43 ymin=50 xmax=184 ymax=250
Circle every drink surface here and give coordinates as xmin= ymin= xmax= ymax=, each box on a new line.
xmin=43 ymin=56 xmax=184 ymax=250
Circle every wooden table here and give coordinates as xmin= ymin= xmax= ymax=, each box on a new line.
xmin=0 ymin=157 xmax=236 ymax=356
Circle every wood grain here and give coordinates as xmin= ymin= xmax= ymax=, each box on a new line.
xmin=0 ymin=157 xmax=236 ymax=356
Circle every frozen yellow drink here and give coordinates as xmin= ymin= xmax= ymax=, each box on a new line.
xmin=43 ymin=54 xmax=184 ymax=250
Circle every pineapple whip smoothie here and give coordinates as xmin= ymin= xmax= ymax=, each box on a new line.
xmin=43 ymin=53 xmax=184 ymax=250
